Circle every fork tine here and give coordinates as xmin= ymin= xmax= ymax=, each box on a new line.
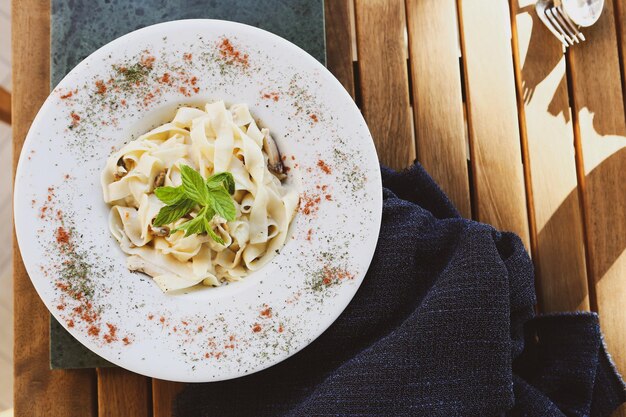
xmin=557 ymin=6 xmax=586 ymax=41
xmin=541 ymin=10 xmax=570 ymax=46
xmin=546 ymin=8 xmax=575 ymax=46
xmin=535 ymin=0 xmax=570 ymax=47
xmin=552 ymin=7 xmax=580 ymax=43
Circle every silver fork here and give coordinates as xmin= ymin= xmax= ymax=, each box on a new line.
xmin=536 ymin=0 xmax=605 ymax=47
xmin=536 ymin=0 xmax=586 ymax=47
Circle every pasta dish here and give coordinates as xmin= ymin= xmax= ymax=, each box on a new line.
xmin=101 ymin=101 xmax=299 ymax=292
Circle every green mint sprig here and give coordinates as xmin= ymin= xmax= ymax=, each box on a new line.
xmin=153 ymin=165 xmax=236 ymax=243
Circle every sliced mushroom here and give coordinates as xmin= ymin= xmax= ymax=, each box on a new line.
xmin=154 ymin=170 xmax=167 ymax=188
xmin=261 ymin=128 xmax=287 ymax=180
xmin=114 ymin=157 xmax=128 ymax=180
xmin=150 ymin=225 xmax=170 ymax=237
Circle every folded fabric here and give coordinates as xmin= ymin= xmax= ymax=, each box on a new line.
xmin=175 ymin=163 xmax=625 ymax=416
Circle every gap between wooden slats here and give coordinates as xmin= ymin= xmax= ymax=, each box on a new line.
xmin=566 ymin=2 xmax=626 ymax=416
xmin=405 ymin=0 xmax=472 ymax=218
xmin=507 ymin=0 xmax=589 ymax=313
xmin=12 ymin=0 xmax=98 ymax=415
xmin=354 ymin=0 xmax=415 ymax=170
xmin=456 ymin=0 xmax=531 ymax=248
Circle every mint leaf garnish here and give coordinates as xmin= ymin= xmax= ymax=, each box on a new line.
xmin=207 ymin=187 xmax=236 ymax=221
xmin=171 ymin=207 xmax=207 ymax=236
xmin=153 ymin=165 xmax=236 ymax=243
xmin=206 ymin=172 xmax=235 ymax=195
xmin=154 ymin=185 xmax=185 ymax=205
xmin=153 ymin=198 xmax=195 ymax=226
xmin=180 ymin=164 xmax=210 ymax=204
xmin=203 ymin=215 xmax=225 ymax=245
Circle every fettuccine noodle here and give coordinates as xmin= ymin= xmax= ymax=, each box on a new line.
xmin=101 ymin=101 xmax=299 ymax=292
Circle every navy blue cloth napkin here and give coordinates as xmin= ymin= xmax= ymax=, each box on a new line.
xmin=175 ymin=163 xmax=625 ymax=416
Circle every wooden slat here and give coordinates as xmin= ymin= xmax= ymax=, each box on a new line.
xmin=13 ymin=1 xmax=98 ymax=416
xmin=568 ymin=2 xmax=626 ymax=415
xmin=457 ymin=0 xmax=530 ymax=247
xmin=152 ymin=380 xmax=185 ymax=417
xmin=97 ymin=368 xmax=151 ymax=417
xmin=354 ymin=0 xmax=415 ymax=170
xmin=509 ymin=0 xmax=588 ymax=312
xmin=325 ymin=0 xmax=355 ymax=99
xmin=0 ymin=87 xmax=10 ymax=124
xmin=405 ymin=0 xmax=471 ymax=218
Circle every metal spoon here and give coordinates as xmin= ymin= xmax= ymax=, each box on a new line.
xmin=562 ymin=0 xmax=604 ymax=27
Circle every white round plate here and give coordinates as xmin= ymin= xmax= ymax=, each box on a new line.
xmin=14 ymin=19 xmax=381 ymax=382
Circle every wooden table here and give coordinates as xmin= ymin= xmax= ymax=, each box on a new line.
xmin=13 ymin=0 xmax=626 ymax=416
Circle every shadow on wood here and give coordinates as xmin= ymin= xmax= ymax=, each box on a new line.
xmin=518 ymin=4 xmax=569 ymax=123
xmin=536 ymin=146 xmax=626 ymax=307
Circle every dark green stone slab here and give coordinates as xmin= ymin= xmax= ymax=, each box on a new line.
xmin=50 ymin=317 xmax=113 ymax=369
xmin=51 ymin=0 xmax=325 ymax=87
